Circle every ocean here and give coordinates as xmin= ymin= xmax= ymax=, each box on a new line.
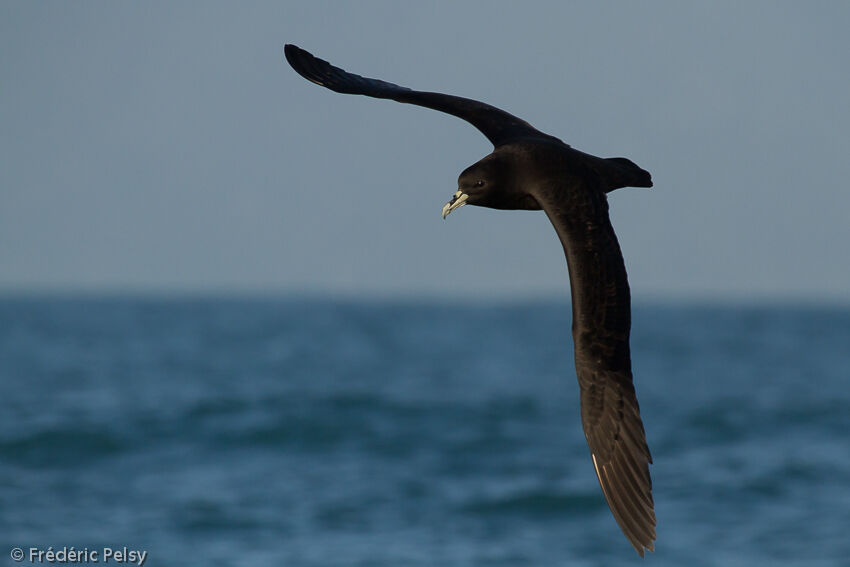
xmin=1 ymin=296 xmax=848 ymax=566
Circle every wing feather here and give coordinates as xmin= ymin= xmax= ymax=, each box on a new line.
xmin=284 ymin=44 xmax=553 ymax=146
xmin=537 ymin=182 xmax=656 ymax=555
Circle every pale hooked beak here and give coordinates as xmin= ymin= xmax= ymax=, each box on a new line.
xmin=441 ymin=190 xmax=469 ymax=219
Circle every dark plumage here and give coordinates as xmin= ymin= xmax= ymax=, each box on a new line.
xmin=284 ymin=44 xmax=656 ymax=555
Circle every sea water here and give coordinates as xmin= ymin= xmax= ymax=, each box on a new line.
xmin=1 ymin=297 xmax=848 ymax=566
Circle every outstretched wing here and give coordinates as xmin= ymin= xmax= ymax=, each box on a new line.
xmin=581 ymin=364 xmax=655 ymax=555
xmin=536 ymin=182 xmax=656 ymax=555
xmin=284 ymin=44 xmax=554 ymax=147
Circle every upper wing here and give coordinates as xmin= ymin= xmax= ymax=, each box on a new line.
xmin=536 ymin=181 xmax=656 ymax=555
xmin=284 ymin=44 xmax=554 ymax=147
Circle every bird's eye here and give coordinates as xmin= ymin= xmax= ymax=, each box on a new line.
xmin=475 ymin=180 xmax=485 ymax=187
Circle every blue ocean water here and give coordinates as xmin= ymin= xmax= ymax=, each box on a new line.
xmin=1 ymin=296 xmax=848 ymax=566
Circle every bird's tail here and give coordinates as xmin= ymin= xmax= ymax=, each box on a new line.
xmin=603 ymin=157 xmax=653 ymax=191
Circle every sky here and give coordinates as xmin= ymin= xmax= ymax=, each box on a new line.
xmin=2 ymin=2 xmax=849 ymax=302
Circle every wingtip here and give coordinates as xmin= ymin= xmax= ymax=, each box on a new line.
xmin=283 ymin=44 xmax=329 ymax=88
xmin=631 ymin=535 xmax=655 ymax=557
xmin=591 ymin=450 xmax=657 ymax=556
xmin=283 ymin=43 xmax=303 ymax=66
xmin=284 ymin=44 xmax=320 ymax=73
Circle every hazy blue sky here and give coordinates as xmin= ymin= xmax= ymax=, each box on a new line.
xmin=2 ymin=2 xmax=849 ymax=301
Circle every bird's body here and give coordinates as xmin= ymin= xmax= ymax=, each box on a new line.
xmin=284 ymin=44 xmax=656 ymax=555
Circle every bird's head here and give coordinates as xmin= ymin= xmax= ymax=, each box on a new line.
xmin=441 ymin=152 xmax=540 ymax=219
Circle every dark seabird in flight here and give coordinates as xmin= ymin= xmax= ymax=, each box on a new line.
xmin=284 ymin=44 xmax=656 ymax=555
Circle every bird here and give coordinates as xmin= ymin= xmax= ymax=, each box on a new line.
xmin=284 ymin=44 xmax=656 ymax=556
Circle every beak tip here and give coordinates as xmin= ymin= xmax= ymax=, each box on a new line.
xmin=441 ymin=191 xmax=468 ymax=220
